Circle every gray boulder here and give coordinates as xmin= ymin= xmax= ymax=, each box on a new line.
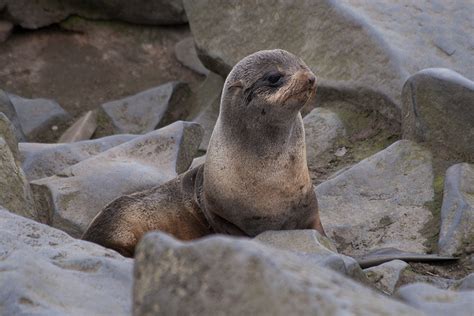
xmin=0 ymin=207 xmax=133 ymax=316
xmin=134 ymin=232 xmax=421 ymax=316
xmin=316 ymin=140 xmax=434 ymax=256
xmin=31 ymin=121 xmax=202 ymax=237
xmin=438 ymin=163 xmax=474 ymax=256
xmin=20 ymin=134 xmax=137 ymax=181
xmin=402 ymin=69 xmax=474 ymax=161
xmin=174 ymin=37 xmax=210 ymax=76
xmin=58 ymin=110 xmax=98 ymax=143
xmin=0 ymin=137 xmax=37 ymax=220
xmin=396 ymin=283 xmax=474 ymax=316
xmin=0 ymin=0 xmax=187 ymax=29
xmin=364 ymin=260 xmax=408 ymax=294
xmin=455 ymin=273 xmax=474 ymax=291
xmin=0 ymin=112 xmax=20 ymax=162
xmin=303 ymin=107 xmax=346 ymax=167
xmin=0 ymin=89 xmax=25 ymax=141
xmin=184 ymin=0 xmax=473 ymax=121
xmin=101 ymin=82 xmax=191 ymax=134
xmin=9 ymin=93 xmax=71 ymax=142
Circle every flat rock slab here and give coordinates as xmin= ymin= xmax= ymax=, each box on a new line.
xmin=183 ymin=0 xmax=473 ymax=121
xmin=20 ymin=134 xmax=137 ymax=181
xmin=31 ymin=121 xmax=202 ymax=237
xmin=1 ymin=0 xmax=186 ymax=29
xmin=9 ymin=93 xmax=71 ymax=142
xmin=438 ymin=163 xmax=474 ymax=256
xmin=101 ymin=81 xmax=191 ymax=134
xmin=0 ymin=208 xmax=133 ymax=316
xmin=402 ymin=68 xmax=474 ymax=161
xmin=58 ymin=110 xmax=98 ymax=143
xmin=175 ymin=37 xmax=210 ymax=76
xmin=316 ymin=140 xmax=434 ymax=256
xmin=0 ymin=137 xmax=37 ymax=220
xmin=396 ymin=283 xmax=474 ymax=316
xmin=134 ymin=232 xmax=421 ymax=316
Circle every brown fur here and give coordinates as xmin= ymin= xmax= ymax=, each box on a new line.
xmin=82 ymin=49 xmax=325 ymax=256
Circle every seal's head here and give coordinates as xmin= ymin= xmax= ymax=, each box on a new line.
xmin=221 ymin=49 xmax=316 ymax=124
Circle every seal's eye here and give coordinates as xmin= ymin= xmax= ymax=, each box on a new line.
xmin=265 ymin=72 xmax=284 ymax=87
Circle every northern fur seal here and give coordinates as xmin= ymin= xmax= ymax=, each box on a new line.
xmin=82 ymin=49 xmax=325 ymax=256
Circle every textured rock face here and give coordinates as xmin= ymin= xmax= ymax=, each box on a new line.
xmin=0 ymin=208 xmax=133 ymax=316
xmin=402 ymin=69 xmax=474 ymax=161
xmin=20 ymin=134 xmax=137 ymax=181
xmin=0 ymin=0 xmax=187 ymax=29
xmin=438 ymin=163 xmax=474 ymax=256
xmin=316 ymin=140 xmax=434 ymax=256
xmin=364 ymin=260 xmax=408 ymax=294
xmin=134 ymin=232 xmax=421 ymax=316
xmin=9 ymin=93 xmax=72 ymax=142
xmin=396 ymin=283 xmax=474 ymax=316
xmin=0 ymin=137 xmax=37 ymax=220
xmin=101 ymin=82 xmax=191 ymax=134
xmin=183 ymin=0 xmax=473 ymax=121
xmin=0 ymin=89 xmax=26 ymax=141
xmin=30 ymin=121 xmax=202 ymax=237
xmin=0 ymin=113 xmax=20 ymax=162
xmin=303 ymin=107 xmax=346 ymax=166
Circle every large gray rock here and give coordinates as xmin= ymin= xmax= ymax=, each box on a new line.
xmin=396 ymin=283 xmax=474 ymax=316
xmin=184 ymin=0 xmax=473 ymax=121
xmin=134 ymin=232 xmax=421 ymax=316
xmin=0 ymin=89 xmax=25 ymax=141
xmin=402 ymin=69 xmax=474 ymax=161
xmin=0 ymin=112 xmax=20 ymax=162
xmin=101 ymin=82 xmax=191 ymax=134
xmin=0 ymin=137 xmax=37 ymax=220
xmin=9 ymin=93 xmax=72 ymax=142
xmin=0 ymin=207 xmax=133 ymax=316
xmin=188 ymin=72 xmax=224 ymax=151
xmin=31 ymin=121 xmax=202 ymax=237
xmin=254 ymin=230 xmax=368 ymax=283
xmin=364 ymin=260 xmax=408 ymax=294
xmin=58 ymin=110 xmax=98 ymax=143
xmin=20 ymin=134 xmax=137 ymax=181
xmin=303 ymin=107 xmax=346 ymax=167
xmin=174 ymin=37 xmax=210 ymax=76
xmin=438 ymin=163 xmax=474 ymax=256
xmin=316 ymin=140 xmax=434 ymax=256
xmin=0 ymin=0 xmax=187 ymax=29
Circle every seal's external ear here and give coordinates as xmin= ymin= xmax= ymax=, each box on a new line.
xmin=228 ymin=80 xmax=243 ymax=90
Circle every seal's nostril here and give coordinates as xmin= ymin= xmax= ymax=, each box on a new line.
xmin=308 ymin=75 xmax=316 ymax=86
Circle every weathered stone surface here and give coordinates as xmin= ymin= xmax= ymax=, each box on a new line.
xmin=184 ymin=0 xmax=473 ymax=121
xmin=303 ymin=107 xmax=346 ymax=166
xmin=0 ymin=20 xmax=13 ymax=43
xmin=188 ymin=72 xmax=224 ymax=151
xmin=31 ymin=121 xmax=202 ymax=237
xmin=364 ymin=260 xmax=408 ymax=294
xmin=438 ymin=163 xmax=474 ymax=256
xmin=58 ymin=110 xmax=98 ymax=143
xmin=0 ymin=0 xmax=187 ymax=29
xmin=189 ymin=154 xmax=206 ymax=169
xmin=175 ymin=37 xmax=209 ymax=76
xmin=396 ymin=283 xmax=474 ymax=316
xmin=397 ymin=268 xmax=458 ymax=291
xmin=402 ymin=69 xmax=474 ymax=161
xmin=0 ymin=137 xmax=37 ymax=220
xmin=9 ymin=93 xmax=71 ymax=142
xmin=0 ymin=207 xmax=133 ymax=316
xmin=316 ymin=140 xmax=434 ymax=256
xmin=455 ymin=273 xmax=474 ymax=291
xmin=0 ymin=112 xmax=20 ymax=162
xmin=254 ymin=230 xmax=368 ymax=282
xmin=134 ymin=232 xmax=421 ymax=316
xmin=0 ymin=89 xmax=25 ymax=141
xmin=101 ymin=82 xmax=191 ymax=134
xmin=20 ymin=134 xmax=137 ymax=181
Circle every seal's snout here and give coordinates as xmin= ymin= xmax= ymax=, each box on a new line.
xmin=307 ymin=73 xmax=316 ymax=87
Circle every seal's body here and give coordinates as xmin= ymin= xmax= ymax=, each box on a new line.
xmin=82 ymin=49 xmax=325 ymax=256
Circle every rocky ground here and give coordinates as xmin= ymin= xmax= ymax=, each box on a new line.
xmin=0 ymin=0 xmax=473 ymax=315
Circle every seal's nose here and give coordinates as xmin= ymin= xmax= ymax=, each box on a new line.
xmin=307 ymin=74 xmax=316 ymax=87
